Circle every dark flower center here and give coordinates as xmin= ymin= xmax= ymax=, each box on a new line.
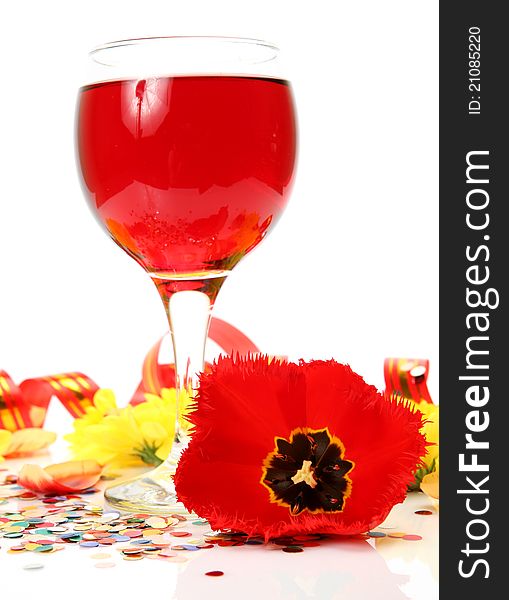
xmin=261 ymin=427 xmax=354 ymax=516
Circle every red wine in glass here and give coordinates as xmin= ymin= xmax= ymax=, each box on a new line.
xmin=77 ymin=75 xmax=296 ymax=278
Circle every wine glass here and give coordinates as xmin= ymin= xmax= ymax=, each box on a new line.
xmin=76 ymin=36 xmax=297 ymax=512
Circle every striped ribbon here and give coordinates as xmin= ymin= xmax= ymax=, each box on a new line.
xmin=384 ymin=357 xmax=432 ymax=404
xmin=0 ymin=317 xmax=259 ymax=431
xmin=0 ymin=371 xmax=98 ymax=431
xmin=2 ymin=330 xmax=432 ymax=432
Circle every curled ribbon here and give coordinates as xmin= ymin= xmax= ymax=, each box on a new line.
xmin=0 ymin=317 xmax=259 ymax=432
xmin=384 ymin=357 xmax=432 ymax=404
xmin=2 ymin=331 xmax=431 ymax=432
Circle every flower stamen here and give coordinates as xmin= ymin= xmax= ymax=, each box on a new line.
xmin=261 ymin=427 xmax=354 ymax=516
xmin=291 ymin=460 xmax=317 ymax=488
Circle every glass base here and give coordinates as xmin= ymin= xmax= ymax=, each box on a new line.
xmin=104 ymin=441 xmax=190 ymax=514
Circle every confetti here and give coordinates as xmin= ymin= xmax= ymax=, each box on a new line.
xmin=34 ymin=545 xmax=54 ymax=552
xmin=170 ymin=531 xmax=192 ymax=538
xmin=1 ymin=467 xmax=423 ymax=570
xmin=80 ymin=541 xmax=100 ymax=548
xmin=299 ymin=541 xmax=321 ymax=547
xmin=146 ymin=517 xmax=167 ymax=529
xmin=22 ymin=563 xmax=44 ymax=570
xmin=415 ymin=510 xmax=433 ymax=516
xmin=205 ymin=570 xmax=224 ymax=577
xmin=282 ymin=546 xmax=304 ymax=553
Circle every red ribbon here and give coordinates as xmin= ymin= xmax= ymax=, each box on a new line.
xmin=2 ymin=326 xmax=431 ymax=432
xmin=0 ymin=317 xmax=259 ymax=431
xmin=383 ymin=357 xmax=432 ymax=404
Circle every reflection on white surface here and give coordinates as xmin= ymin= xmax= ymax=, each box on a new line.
xmin=175 ymin=539 xmax=410 ymax=599
xmin=172 ymin=493 xmax=438 ymax=600
xmin=374 ymin=494 xmax=439 ymax=600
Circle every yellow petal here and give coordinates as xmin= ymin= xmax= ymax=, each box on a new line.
xmin=0 ymin=429 xmax=13 ymax=457
xmin=142 ymin=392 xmax=164 ymax=404
xmin=5 ymin=428 xmax=57 ymax=457
xmin=140 ymin=421 xmax=168 ymax=443
xmin=421 ymin=470 xmax=439 ymax=500
xmin=93 ymin=389 xmax=118 ymax=414
xmin=155 ymin=438 xmax=172 ymax=461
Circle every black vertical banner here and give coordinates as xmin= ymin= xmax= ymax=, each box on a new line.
xmin=440 ymin=1 xmax=507 ymax=596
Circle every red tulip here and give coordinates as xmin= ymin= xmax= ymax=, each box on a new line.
xmin=175 ymin=356 xmax=427 ymax=539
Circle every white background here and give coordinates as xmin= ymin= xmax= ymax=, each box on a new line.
xmin=0 ymin=0 xmax=438 ymax=405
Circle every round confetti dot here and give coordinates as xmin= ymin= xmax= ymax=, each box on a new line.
xmin=90 ymin=553 xmax=111 ymax=560
xmin=299 ymin=541 xmax=321 ymax=547
xmin=22 ymin=563 xmax=44 ymax=570
xmin=415 ymin=510 xmax=433 ymax=516
xmin=388 ymin=532 xmax=407 ymax=538
xmin=80 ymin=541 xmax=100 ymax=548
xmin=171 ymin=531 xmax=192 ymax=538
xmin=282 ymin=546 xmax=304 ymax=553
xmin=146 ymin=517 xmax=167 ymax=529
xmin=205 ymin=571 xmax=224 ymax=577
xmin=171 ymin=513 xmax=188 ymax=521
xmin=123 ymin=529 xmax=143 ymax=538
xmin=34 ymin=545 xmax=54 ymax=552
xmin=368 ymin=531 xmax=387 ymax=538
xmin=402 ymin=534 xmax=422 ymax=541
xmin=94 ymin=562 xmax=116 ymax=568
xmin=33 ymin=539 xmax=55 ymax=545
xmin=100 ymin=512 xmax=121 ymax=523
xmin=142 ymin=528 xmax=163 ymax=537
xmin=123 ymin=554 xmax=144 ymax=561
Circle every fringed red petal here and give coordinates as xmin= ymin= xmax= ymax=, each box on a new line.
xmin=174 ymin=355 xmax=427 ymax=540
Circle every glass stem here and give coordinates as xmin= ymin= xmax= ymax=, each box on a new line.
xmin=151 ymin=274 xmax=227 ymax=459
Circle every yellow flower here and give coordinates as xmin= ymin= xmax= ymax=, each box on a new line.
xmin=421 ymin=457 xmax=439 ymax=502
xmin=0 ymin=429 xmax=10 ymax=462
xmin=0 ymin=428 xmax=57 ymax=461
xmin=402 ymin=399 xmax=439 ymax=490
xmin=414 ymin=399 xmax=439 ymax=470
xmin=65 ymin=387 xmax=191 ymax=469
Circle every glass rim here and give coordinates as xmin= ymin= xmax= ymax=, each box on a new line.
xmin=90 ymin=36 xmax=280 ymax=66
